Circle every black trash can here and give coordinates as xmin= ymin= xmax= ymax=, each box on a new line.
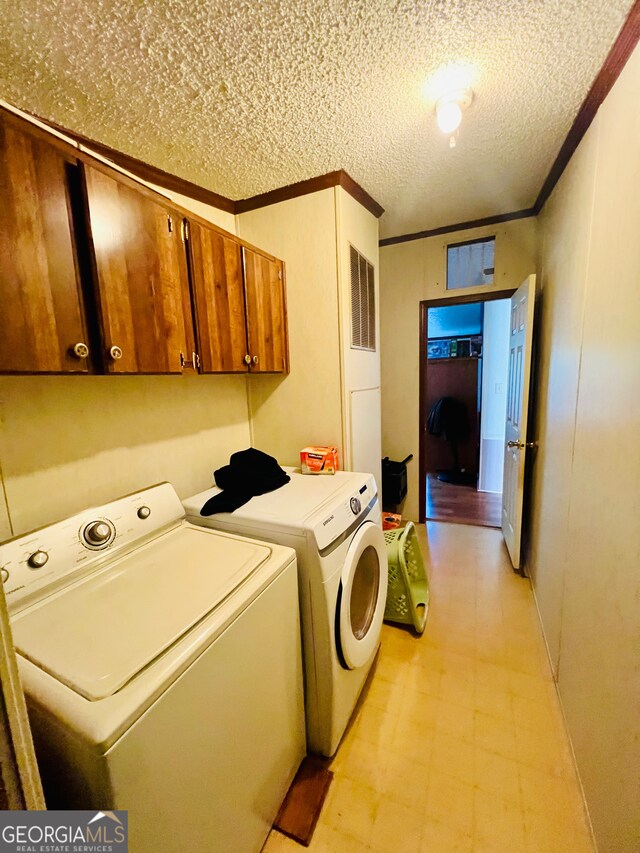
xmin=381 ymin=454 xmax=413 ymax=509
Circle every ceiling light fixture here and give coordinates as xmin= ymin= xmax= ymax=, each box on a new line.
xmin=436 ymin=99 xmax=462 ymax=134
xmin=435 ymin=88 xmax=473 ymax=147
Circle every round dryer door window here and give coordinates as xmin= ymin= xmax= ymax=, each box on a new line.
xmin=337 ymin=521 xmax=388 ymax=670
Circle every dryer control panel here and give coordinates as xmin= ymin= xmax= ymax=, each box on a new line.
xmin=0 ymin=483 xmax=184 ymax=611
xmin=312 ymin=474 xmax=379 ymax=552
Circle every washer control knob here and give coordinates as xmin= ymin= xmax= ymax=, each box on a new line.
xmin=1 ymin=568 xmax=9 ymax=583
xmin=350 ymin=497 xmax=362 ymax=515
xmin=27 ymin=550 xmax=49 ymax=569
xmin=137 ymin=506 xmax=151 ymax=520
xmin=84 ymin=521 xmax=112 ymax=546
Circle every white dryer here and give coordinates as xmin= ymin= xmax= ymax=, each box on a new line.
xmin=183 ymin=469 xmax=388 ymax=757
xmin=0 ymin=484 xmax=305 ymax=853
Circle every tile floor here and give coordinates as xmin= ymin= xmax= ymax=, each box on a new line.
xmin=263 ymin=522 xmax=594 ymax=853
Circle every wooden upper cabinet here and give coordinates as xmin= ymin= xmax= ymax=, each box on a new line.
xmin=0 ymin=116 xmax=90 ymax=373
xmin=0 ymin=110 xmax=288 ymax=378
xmin=242 ymin=247 xmax=288 ymax=373
xmin=188 ymin=221 xmax=249 ymax=373
xmin=82 ymin=165 xmax=188 ymax=374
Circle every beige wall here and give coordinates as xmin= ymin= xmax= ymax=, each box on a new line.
xmin=529 ymin=43 xmax=640 ymax=853
xmin=141 ymin=184 xmax=236 ymax=234
xmin=527 ymin=126 xmax=598 ymax=672
xmin=379 ymin=217 xmax=537 ymax=520
xmin=0 ymin=376 xmax=251 ymax=536
xmin=236 ymin=190 xmax=344 ymax=466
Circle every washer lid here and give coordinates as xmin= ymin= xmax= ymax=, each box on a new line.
xmin=11 ymin=525 xmax=271 ymax=701
xmin=183 ymin=470 xmax=362 ymax=529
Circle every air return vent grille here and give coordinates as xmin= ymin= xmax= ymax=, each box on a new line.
xmin=350 ymin=245 xmax=376 ymax=351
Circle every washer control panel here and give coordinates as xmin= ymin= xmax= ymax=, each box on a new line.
xmin=312 ymin=475 xmax=379 ymax=551
xmin=0 ymin=483 xmax=184 ymax=611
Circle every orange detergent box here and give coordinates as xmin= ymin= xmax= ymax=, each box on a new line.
xmin=300 ymin=446 xmax=340 ymax=475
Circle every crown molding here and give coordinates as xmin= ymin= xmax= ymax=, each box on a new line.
xmin=534 ymin=0 xmax=640 ymax=213
xmin=236 ymin=170 xmax=384 ymax=218
xmin=379 ymin=209 xmax=534 ymax=247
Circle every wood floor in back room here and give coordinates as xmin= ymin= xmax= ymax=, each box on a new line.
xmin=262 ymin=522 xmax=594 ymax=853
xmin=425 ymin=474 xmax=502 ymax=528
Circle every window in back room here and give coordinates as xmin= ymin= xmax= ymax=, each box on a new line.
xmin=446 ymin=236 xmax=495 ymax=290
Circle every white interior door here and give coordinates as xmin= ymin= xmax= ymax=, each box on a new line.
xmin=502 ymin=275 xmax=536 ymax=569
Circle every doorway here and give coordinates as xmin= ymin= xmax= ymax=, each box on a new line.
xmin=419 ymin=290 xmax=515 ymax=527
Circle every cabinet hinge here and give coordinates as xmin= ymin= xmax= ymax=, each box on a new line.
xmin=167 ymin=215 xmax=173 ymax=234
xmin=181 ymin=220 xmax=189 ymax=243
xmin=179 ymin=350 xmax=200 ymax=370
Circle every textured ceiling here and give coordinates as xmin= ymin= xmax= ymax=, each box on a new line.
xmin=1 ymin=0 xmax=634 ymax=238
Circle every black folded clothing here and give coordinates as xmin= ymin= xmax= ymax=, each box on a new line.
xmin=200 ymin=448 xmax=290 ymax=516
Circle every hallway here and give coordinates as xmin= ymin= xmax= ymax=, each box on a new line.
xmin=264 ymin=522 xmax=593 ymax=852
xmin=425 ymin=474 xmax=502 ymax=528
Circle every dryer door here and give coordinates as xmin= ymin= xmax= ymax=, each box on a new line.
xmin=337 ymin=521 xmax=388 ymax=670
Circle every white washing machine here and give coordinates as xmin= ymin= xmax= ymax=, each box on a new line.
xmin=0 ymin=483 xmax=305 ymax=853
xmin=183 ymin=469 xmax=388 ymax=757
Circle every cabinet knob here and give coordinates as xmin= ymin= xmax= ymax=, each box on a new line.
xmin=109 ymin=345 xmax=123 ymax=361
xmin=244 ymin=354 xmax=252 ymax=365
xmin=71 ymin=342 xmax=89 ymax=359
xmin=252 ymin=355 xmax=259 ymax=365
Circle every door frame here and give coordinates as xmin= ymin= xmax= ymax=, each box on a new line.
xmin=419 ymin=289 xmax=516 ymax=522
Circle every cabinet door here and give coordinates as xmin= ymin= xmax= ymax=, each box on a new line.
xmin=242 ymin=248 xmax=288 ymax=373
xmin=82 ymin=165 xmax=187 ymax=374
xmin=0 ymin=117 xmax=90 ymax=373
xmin=188 ymin=222 xmax=249 ymax=372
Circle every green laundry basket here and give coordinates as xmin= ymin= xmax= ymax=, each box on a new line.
xmin=384 ymin=522 xmax=430 ymax=633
